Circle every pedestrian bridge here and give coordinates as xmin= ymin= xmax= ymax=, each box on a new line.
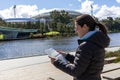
xmin=0 ymin=26 xmax=38 ymax=39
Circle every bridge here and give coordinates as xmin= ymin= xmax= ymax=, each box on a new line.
xmin=0 ymin=26 xmax=38 ymax=40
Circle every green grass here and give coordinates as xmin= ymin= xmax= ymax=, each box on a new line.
xmin=105 ymin=49 xmax=120 ymax=58
xmin=114 ymin=57 xmax=120 ymax=63
xmin=105 ymin=49 xmax=120 ymax=63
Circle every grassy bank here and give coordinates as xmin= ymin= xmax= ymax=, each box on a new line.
xmin=105 ymin=49 xmax=120 ymax=63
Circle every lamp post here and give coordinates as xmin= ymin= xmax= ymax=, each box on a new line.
xmin=13 ymin=5 xmax=16 ymax=18
xmin=91 ymin=5 xmax=93 ymax=16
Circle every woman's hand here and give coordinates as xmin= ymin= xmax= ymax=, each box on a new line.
xmin=57 ymin=50 xmax=67 ymax=57
xmin=48 ymin=56 xmax=56 ymax=64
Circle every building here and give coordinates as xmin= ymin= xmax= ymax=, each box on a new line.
xmin=32 ymin=10 xmax=82 ymax=22
xmin=4 ymin=18 xmax=37 ymax=23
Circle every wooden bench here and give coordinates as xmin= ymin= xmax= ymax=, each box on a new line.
xmin=102 ymin=62 xmax=120 ymax=80
xmin=102 ymin=69 xmax=120 ymax=80
xmin=102 ymin=62 xmax=120 ymax=73
xmin=104 ymin=57 xmax=117 ymax=64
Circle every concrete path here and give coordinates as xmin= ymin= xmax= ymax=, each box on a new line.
xmin=0 ymin=60 xmax=72 ymax=80
xmin=0 ymin=55 xmax=49 ymax=71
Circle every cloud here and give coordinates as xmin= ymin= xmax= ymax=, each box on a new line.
xmin=0 ymin=0 xmax=120 ymax=20
xmin=76 ymin=0 xmax=120 ymax=19
xmin=0 ymin=8 xmax=13 ymax=19
xmin=80 ymin=0 xmax=93 ymax=13
xmin=17 ymin=5 xmax=39 ymax=17
xmin=0 ymin=5 xmax=39 ymax=19
xmin=78 ymin=0 xmax=82 ymax=2
xmin=38 ymin=8 xmax=68 ymax=14
xmin=116 ymin=0 xmax=120 ymax=3
xmin=95 ymin=5 xmax=120 ymax=19
xmin=0 ymin=5 xmax=69 ymax=19
xmin=76 ymin=0 xmax=99 ymax=14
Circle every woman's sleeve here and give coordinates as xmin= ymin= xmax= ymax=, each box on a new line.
xmin=53 ymin=47 xmax=92 ymax=77
xmin=65 ymin=54 xmax=75 ymax=63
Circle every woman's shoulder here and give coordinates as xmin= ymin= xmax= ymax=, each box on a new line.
xmin=78 ymin=41 xmax=102 ymax=52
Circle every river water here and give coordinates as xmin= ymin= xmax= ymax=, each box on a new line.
xmin=0 ymin=33 xmax=120 ymax=60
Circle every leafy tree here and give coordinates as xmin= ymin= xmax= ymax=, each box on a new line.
xmin=50 ymin=10 xmax=73 ymax=36
xmin=26 ymin=21 xmax=32 ymax=29
xmin=107 ymin=17 xmax=113 ymax=21
xmin=34 ymin=20 xmax=41 ymax=29
xmin=101 ymin=17 xmax=120 ymax=32
xmin=57 ymin=22 xmax=63 ymax=32
xmin=50 ymin=10 xmax=72 ymax=24
xmin=60 ymin=10 xmax=71 ymax=24
xmin=115 ymin=17 xmax=120 ymax=23
xmin=38 ymin=23 xmax=48 ymax=35
xmin=50 ymin=10 xmax=61 ymax=23
xmin=49 ymin=22 xmax=57 ymax=31
xmin=0 ymin=17 xmax=6 ymax=26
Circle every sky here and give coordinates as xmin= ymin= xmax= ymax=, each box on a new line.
xmin=0 ymin=0 xmax=120 ymax=19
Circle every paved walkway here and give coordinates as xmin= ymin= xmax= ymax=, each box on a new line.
xmin=0 ymin=59 xmax=72 ymax=80
xmin=0 ymin=47 xmax=120 ymax=80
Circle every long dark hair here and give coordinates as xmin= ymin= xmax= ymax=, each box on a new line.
xmin=75 ymin=14 xmax=108 ymax=35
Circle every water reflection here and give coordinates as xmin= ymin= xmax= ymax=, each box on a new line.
xmin=0 ymin=33 xmax=120 ymax=60
xmin=108 ymin=33 xmax=120 ymax=47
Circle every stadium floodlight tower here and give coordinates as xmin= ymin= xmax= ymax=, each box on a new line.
xmin=91 ymin=5 xmax=93 ymax=16
xmin=13 ymin=5 xmax=16 ymax=18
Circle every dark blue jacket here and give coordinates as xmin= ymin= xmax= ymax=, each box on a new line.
xmin=53 ymin=31 xmax=110 ymax=80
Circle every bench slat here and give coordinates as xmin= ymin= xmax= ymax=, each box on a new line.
xmin=102 ymin=69 xmax=120 ymax=80
xmin=103 ymin=62 xmax=120 ymax=73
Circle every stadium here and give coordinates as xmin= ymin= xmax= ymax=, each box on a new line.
xmin=32 ymin=10 xmax=82 ymax=22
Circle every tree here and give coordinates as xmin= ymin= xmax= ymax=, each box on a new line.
xmin=38 ymin=23 xmax=47 ymax=35
xmin=50 ymin=10 xmax=61 ymax=23
xmin=50 ymin=10 xmax=72 ymax=24
xmin=60 ymin=10 xmax=71 ymax=24
xmin=101 ymin=19 xmax=114 ymax=31
xmin=0 ymin=17 xmax=6 ymax=26
xmin=114 ymin=17 xmax=120 ymax=23
xmin=107 ymin=17 xmax=113 ymax=21
xmin=35 ymin=20 xmax=40 ymax=29
xmin=50 ymin=10 xmax=73 ymax=36
xmin=49 ymin=22 xmax=57 ymax=31
xmin=101 ymin=17 xmax=120 ymax=32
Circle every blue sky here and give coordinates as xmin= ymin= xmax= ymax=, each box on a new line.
xmin=0 ymin=0 xmax=120 ymax=19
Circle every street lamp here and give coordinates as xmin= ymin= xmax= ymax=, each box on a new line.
xmin=13 ymin=5 xmax=16 ymax=18
xmin=91 ymin=5 xmax=93 ymax=16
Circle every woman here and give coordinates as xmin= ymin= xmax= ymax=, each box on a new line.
xmin=49 ymin=14 xmax=110 ymax=80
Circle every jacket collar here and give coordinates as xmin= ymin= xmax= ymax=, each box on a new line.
xmin=77 ymin=30 xmax=98 ymax=45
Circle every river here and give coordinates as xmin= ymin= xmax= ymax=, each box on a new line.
xmin=0 ymin=32 xmax=120 ymax=60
